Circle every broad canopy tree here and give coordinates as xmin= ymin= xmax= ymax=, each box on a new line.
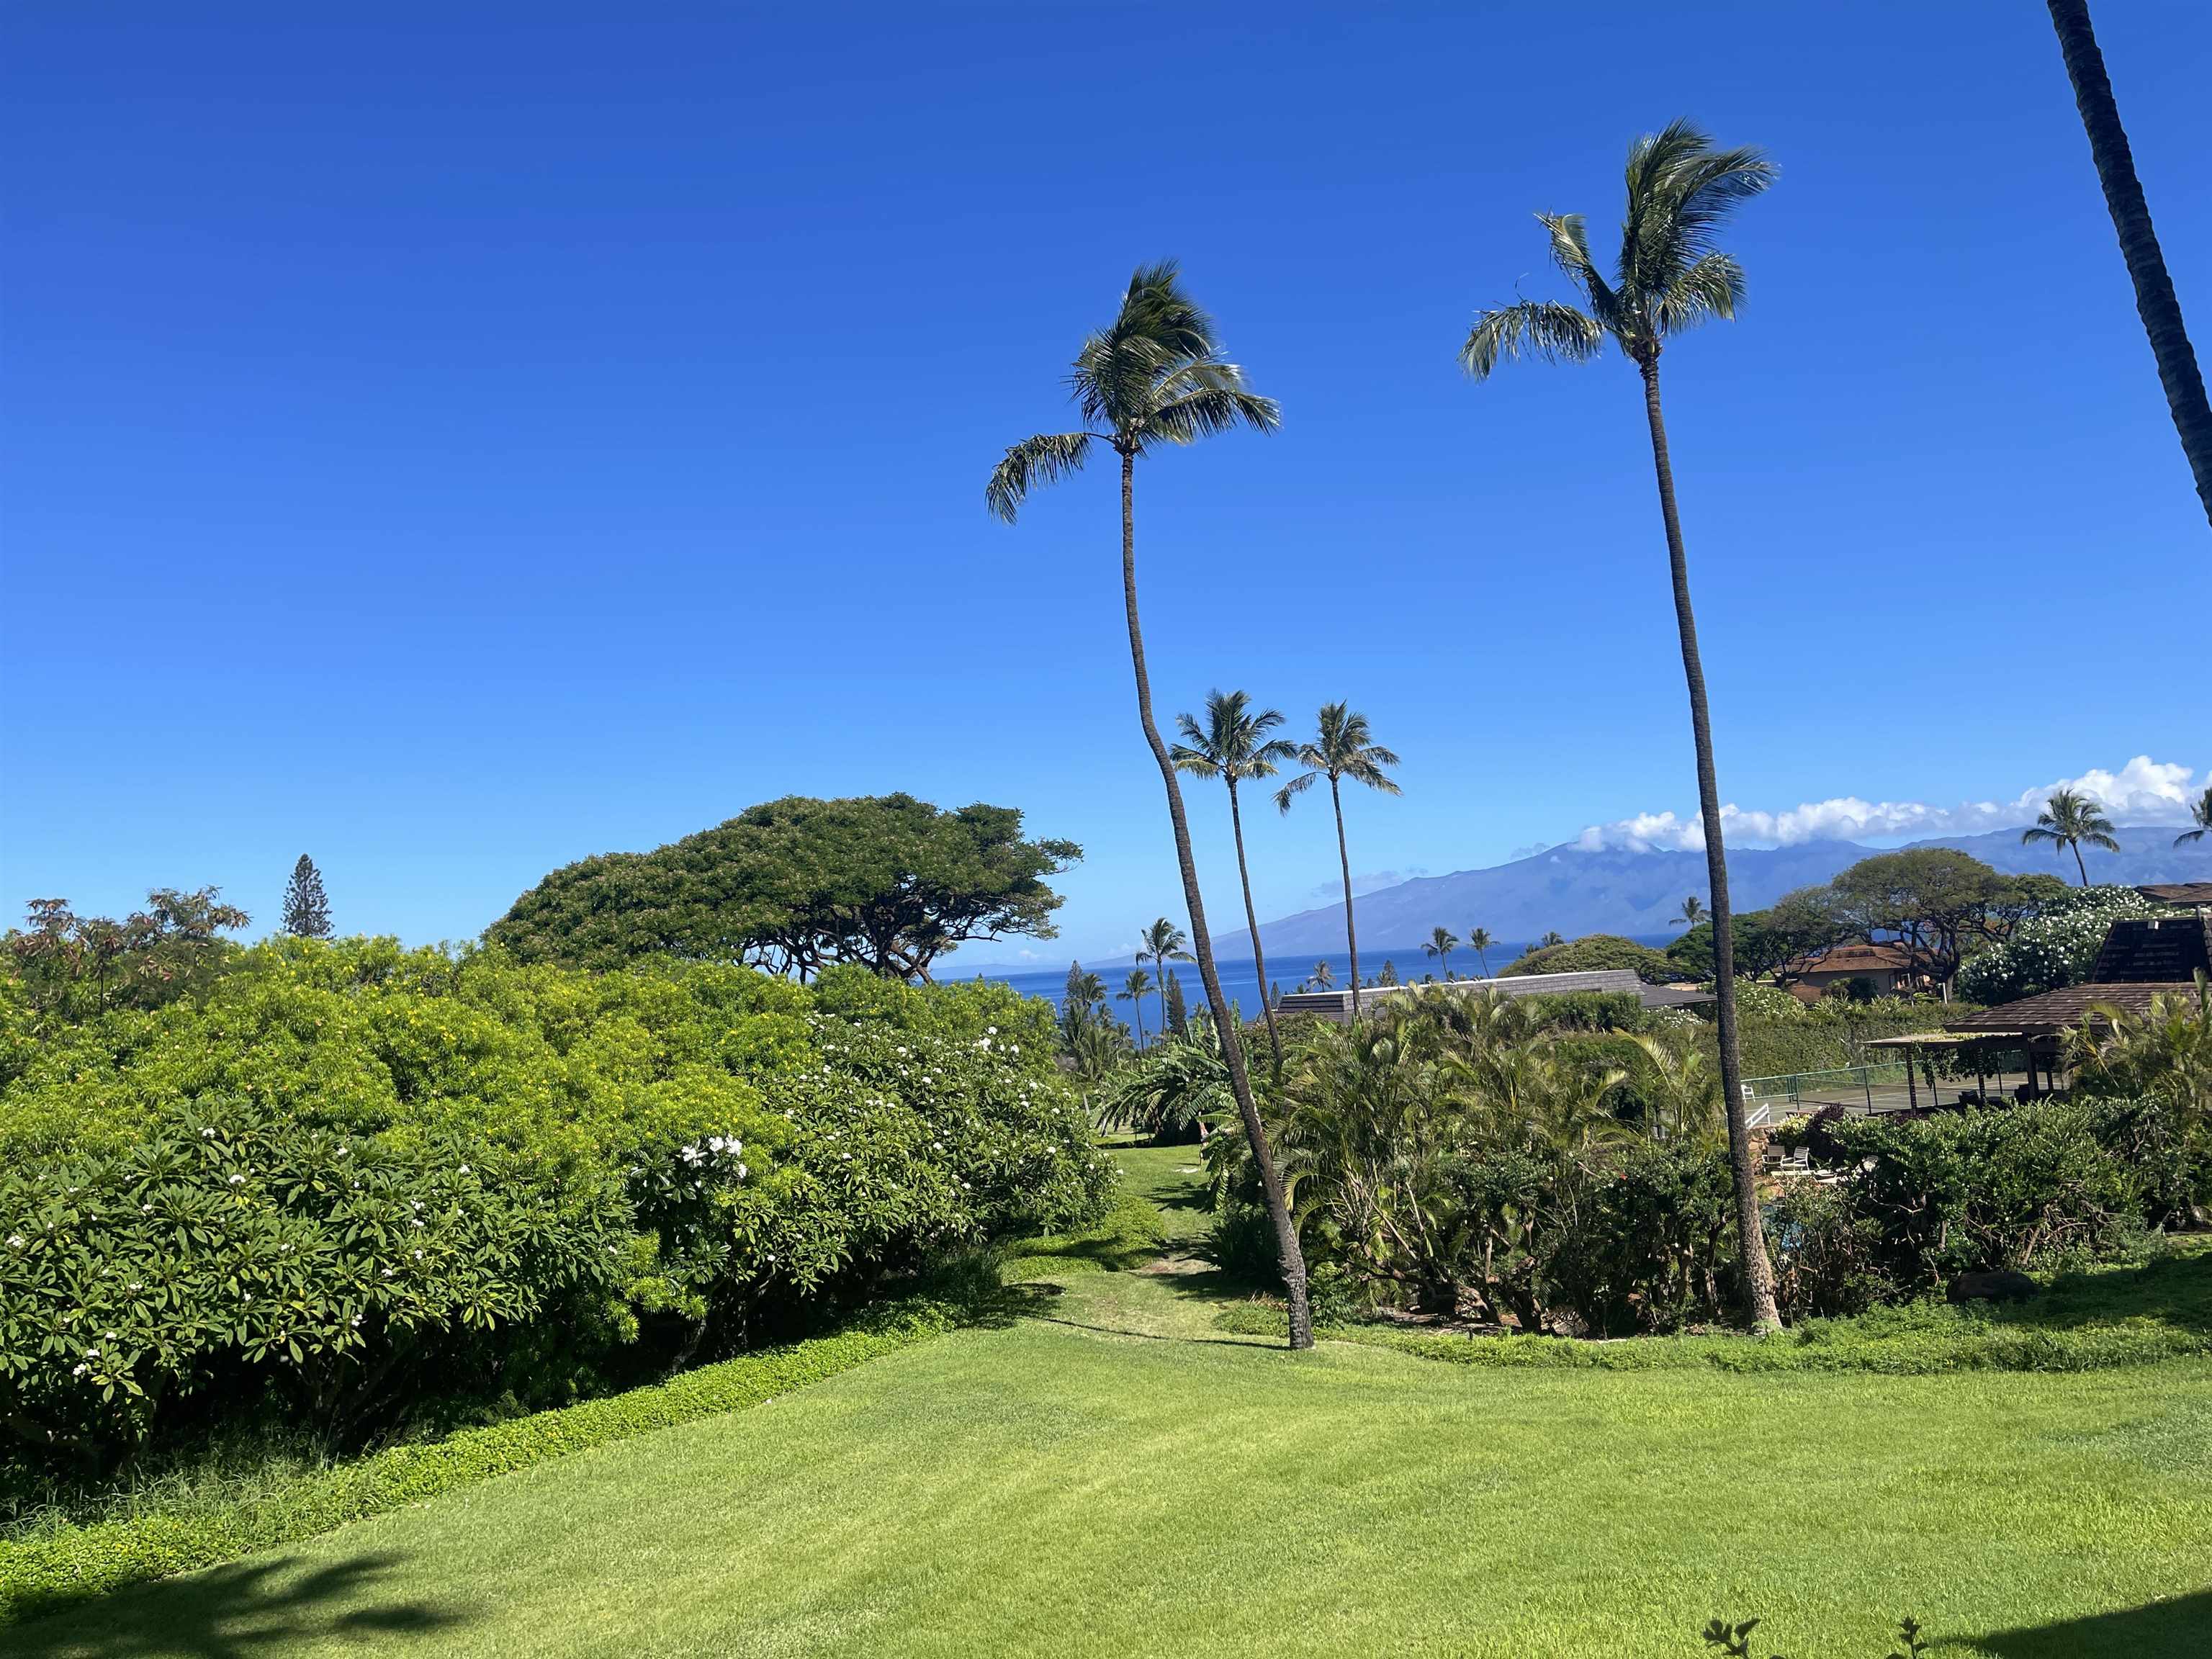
xmin=489 ymin=794 xmax=1080 ymax=982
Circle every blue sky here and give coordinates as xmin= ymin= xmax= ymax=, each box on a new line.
xmin=4 ymin=3 xmax=2207 ymax=967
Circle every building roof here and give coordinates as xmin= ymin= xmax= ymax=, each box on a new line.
xmin=1945 ymin=982 xmax=2198 ymax=1035
xmin=2136 ymin=881 xmax=2212 ymax=909
xmin=2088 ymin=915 xmax=2212 ymax=982
xmin=1784 ymin=942 xmax=1915 ymax=975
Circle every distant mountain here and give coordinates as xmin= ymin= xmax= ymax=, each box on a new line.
xmin=1227 ymin=825 xmax=2212 ymax=961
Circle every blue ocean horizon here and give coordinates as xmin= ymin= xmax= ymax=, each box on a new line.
xmin=962 ymin=942 xmax=1553 ymax=1019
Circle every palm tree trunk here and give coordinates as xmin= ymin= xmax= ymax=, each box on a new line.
xmin=1118 ymin=449 xmax=1313 ymax=1348
xmin=2073 ymin=841 xmax=2090 ymax=885
xmin=1227 ymin=778 xmax=1285 ymax=1075
xmin=1638 ymin=357 xmax=1781 ymax=1334
xmin=2048 ymin=0 xmax=2212 ymax=528
xmin=1329 ymin=775 xmax=1361 ymax=1020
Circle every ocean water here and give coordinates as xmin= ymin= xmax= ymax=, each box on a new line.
xmin=961 ymin=943 xmax=1543 ymax=1019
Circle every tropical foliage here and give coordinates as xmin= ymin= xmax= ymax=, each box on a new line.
xmin=1275 ymin=703 xmax=1400 ymax=1019
xmin=2022 ymin=788 xmax=2121 ymax=884
xmin=0 ymin=939 xmax=1109 ymax=1490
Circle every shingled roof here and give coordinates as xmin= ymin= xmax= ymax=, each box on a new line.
xmin=1946 ymin=981 xmax=2198 ymax=1035
xmin=2136 ymin=881 xmax=2212 ymax=909
xmin=2088 ymin=915 xmax=2212 ymax=982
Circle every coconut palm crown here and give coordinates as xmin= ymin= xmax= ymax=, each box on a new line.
xmin=2023 ymin=788 xmax=2121 ymax=884
xmin=1460 ymin=120 xmax=1773 ymax=382
xmin=986 ymin=261 xmax=1279 ymax=522
xmin=2175 ymin=787 xmax=2212 ymax=848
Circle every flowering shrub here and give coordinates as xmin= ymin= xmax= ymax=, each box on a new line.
xmin=0 ymin=943 xmax=1109 ymax=1489
xmin=0 ymin=1110 xmax=627 ymax=1487
xmin=1956 ymin=885 xmax=2157 ymax=1004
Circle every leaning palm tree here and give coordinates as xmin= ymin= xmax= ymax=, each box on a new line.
xmin=1137 ymin=917 xmax=1193 ymax=1048
xmin=1277 ymin=703 xmax=1401 ymax=1021
xmin=1467 ymin=926 xmax=1496 ymax=978
xmin=1425 ymin=926 xmax=1459 ymax=979
xmin=1459 ymin=120 xmax=1781 ymax=1331
xmin=1671 ymin=894 xmax=1706 ymax=929
xmin=1117 ymin=966 xmax=1156 ymax=1047
xmin=985 ymin=261 xmax=1314 ymax=1346
xmin=2175 ymin=786 xmax=2212 ymax=847
xmin=2023 ymin=788 xmax=2121 ymax=884
xmin=2046 ymin=1 xmax=2212 ymax=527
xmin=1172 ymin=689 xmax=1296 ymax=1073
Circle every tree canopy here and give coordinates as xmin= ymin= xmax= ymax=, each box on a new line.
xmin=1500 ymin=934 xmax=1681 ymax=985
xmin=487 ymin=794 xmax=1080 ymax=981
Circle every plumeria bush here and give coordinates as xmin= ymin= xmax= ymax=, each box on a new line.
xmin=1955 ymin=885 xmax=2157 ymax=1004
xmin=0 ymin=942 xmax=1108 ymax=1497
xmin=0 ymin=1110 xmax=629 ymax=1493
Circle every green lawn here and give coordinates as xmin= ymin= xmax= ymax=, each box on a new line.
xmin=16 ymin=1148 xmax=2212 ymax=1658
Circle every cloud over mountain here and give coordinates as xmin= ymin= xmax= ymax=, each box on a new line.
xmin=1575 ymin=756 xmax=2201 ymax=854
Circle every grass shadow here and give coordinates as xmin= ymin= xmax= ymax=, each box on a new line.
xmin=8 ymin=1550 xmax=469 ymax=1658
xmin=1992 ymin=1245 xmax=2212 ymax=1336
xmin=1956 ymin=1586 xmax=2212 ymax=1657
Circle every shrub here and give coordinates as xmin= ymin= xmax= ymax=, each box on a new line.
xmin=0 ymin=942 xmax=1110 ymax=1491
xmin=1955 ymin=886 xmax=2157 ymax=1004
xmin=0 ymin=1109 xmax=629 ymax=1493
xmin=1773 ymin=1099 xmax=2149 ymax=1287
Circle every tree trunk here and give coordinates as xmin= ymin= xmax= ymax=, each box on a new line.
xmin=2048 ymin=0 xmax=2212 ymax=528
xmin=1228 ymin=777 xmax=1285 ymax=1075
xmin=1118 ymin=449 xmax=1313 ymax=1347
xmin=1638 ymin=357 xmax=1782 ymax=1334
xmin=1331 ymin=775 xmax=1362 ymax=1020
xmin=2073 ymin=841 xmax=2089 ymax=885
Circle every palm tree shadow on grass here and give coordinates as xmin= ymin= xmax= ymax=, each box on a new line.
xmin=1957 ymin=1586 xmax=2212 ymax=1657
xmin=9 ymin=1551 xmax=469 ymax=1659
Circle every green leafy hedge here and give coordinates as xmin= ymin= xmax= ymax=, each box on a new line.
xmin=1216 ymin=1240 xmax=2212 ymax=1375
xmin=0 ymin=1295 xmax=974 ymax=1625
xmin=0 ymin=1112 xmax=627 ymax=1485
xmin=0 ymin=941 xmax=1110 ymax=1491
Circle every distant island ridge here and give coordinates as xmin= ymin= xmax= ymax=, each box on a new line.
xmin=959 ymin=824 xmax=2212 ymax=974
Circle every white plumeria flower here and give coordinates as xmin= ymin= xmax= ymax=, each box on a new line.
xmin=6 ymin=1236 xmax=23 ymax=1249
xmin=457 ymin=1164 xmax=469 ymax=1174
xmin=227 ymin=1174 xmax=246 ymax=1186
xmin=201 ymin=1128 xmax=217 ymax=1138
xmin=413 ymin=1249 xmax=424 ymax=1260
xmin=381 ymin=1267 xmax=395 ymax=1277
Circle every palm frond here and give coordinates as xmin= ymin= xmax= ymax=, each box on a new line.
xmin=1621 ymin=120 xmax=1774 ymax=311
xmin=1655 ymin=250 xmax=1746 ymax=333
xmin=984 ymin=431 xmax=1095 ymax=523
xmin=1274 ymin=769 xmax=1320 ymax=814
xmin=1144 ymin=383 xmax=1282 ymax=448
xmin=1459 ymin=300 xmax=1604 ymax=379
xmin=1537 ymin=212 xmax=1620 ymax=323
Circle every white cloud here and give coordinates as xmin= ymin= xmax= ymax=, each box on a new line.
xmin=1575 ymin=755 xmax=2201 ymax=853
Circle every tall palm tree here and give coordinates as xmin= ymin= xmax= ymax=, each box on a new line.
xmin=2046 ymin=1 xmax=2212 ymax=528
xmin=1172 ymin=690 xmax=1296 ymax=1073
xmin=1467 ymin=926 xmax=1496 ymax=978
xmin=1459 ymin=120 xmax=1781 ymax=1331
xmin=1117 ymin=967 xmax=1156 ymax=1047
xmin=2175 ymin=786 xmax=2212 ymax=848
xmin=1425 ymin=926 xmax=1459 ymax=979
xmin=1307 ymin=960 xmax=1336 ymax=992
xmin=1276 ymin=703 xmax=1401 ymax=1021
xmin=2023 ymin=788 xmax=2121 ymax=884
xmin=985 ymin=261 xmax=1315 ymax=1347
xmin=1137 ymin=917 xmax=1193 ymax=1048
xmin=1671 ymin=894 xmax=1706 ymax=929
xmin=1537 ymin=930 xmax=1565 ymax=950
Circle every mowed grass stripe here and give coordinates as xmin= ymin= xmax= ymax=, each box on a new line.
xmin=15 ymin=1308 xmax=2211 ymax=1658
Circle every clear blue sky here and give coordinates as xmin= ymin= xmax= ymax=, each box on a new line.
xmin=4 ymin=3 xmax=2207 ymax=966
